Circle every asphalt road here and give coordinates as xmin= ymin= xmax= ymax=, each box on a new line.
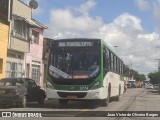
xmin=0 ymin=88 xmax=160 ymax=120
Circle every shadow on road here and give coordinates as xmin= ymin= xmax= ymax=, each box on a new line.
xmin=147 ymin=89 xmax=160 ymax=95
xmin=27 ymin=100 xmax=102 ymax=109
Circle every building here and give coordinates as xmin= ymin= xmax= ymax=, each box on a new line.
xmin=0 ymin=0 xmax=11 ymax=79
xmin=25 ymin=19 xmax=47 ymax=86
xmin=6 ymin=0 xmax=32 ymax=78
xmin=5 ymin=0 xmax=47 ymax=87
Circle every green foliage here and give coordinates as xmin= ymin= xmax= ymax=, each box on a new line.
xmin=123 ymin=65 xmax=146 ymax=81
xmin=148 ymin=72 xmax=160 ymax=84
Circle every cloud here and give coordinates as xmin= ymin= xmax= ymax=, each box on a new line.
xmin=152 ymin=0 xmax=160 ymax=23
xmin=45 ymin=0 xmax=159 ymax=75
xmin=135 ymin=0 xmax=160 ymax=31
xmin=47 ymin=8 xmax=103 ymax=37
xmin=135 ymin=0 xmax=150 ymax=11
xmin=32 ymin=6 xmax=44 ymax=16
xmin=98 ymin=13 xmax=159 ymax=74
xmin=77 ymin=0 xmax=96 ymax=15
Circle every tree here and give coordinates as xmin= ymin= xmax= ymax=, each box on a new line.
xmin=123 ymin=65 xmax=130 ymax=77
xmin=148 ymin=72 xmax=160 ymax=84
xmin=138 ymin=74 xmax=146 ymax=81
xmin=123 ymin=64 xmax=146 ymax=81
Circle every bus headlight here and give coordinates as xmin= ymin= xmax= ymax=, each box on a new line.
xmin=91 ymin=81 xmax=100 ymax=90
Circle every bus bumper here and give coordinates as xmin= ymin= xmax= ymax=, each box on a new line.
xmin=46 ymin=87 xmax=108 ymax=100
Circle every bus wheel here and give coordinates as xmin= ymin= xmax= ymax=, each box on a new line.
xmin=115 ymin=86 xmax=121 ymax=101
xmin=59 ymin=99 xmax=68 ymax=106
xmin=101 ymin=89 xmax=110 ymax=106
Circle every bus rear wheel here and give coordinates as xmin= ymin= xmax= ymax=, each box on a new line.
xmin=59 ymin=99 xmax=68 ymax=106
xmin=115 ymin=86 xmax=121 ymax=101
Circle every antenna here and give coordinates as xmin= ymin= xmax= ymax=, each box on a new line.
xmin=29 ymin=0 xmax=38 ymax=9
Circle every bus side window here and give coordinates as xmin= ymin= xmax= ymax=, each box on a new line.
xmin=103 ymin=47 xmax=109 ymax=73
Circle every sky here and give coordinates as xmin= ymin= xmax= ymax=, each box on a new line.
xmin=22 ymin=0 xmax=160 ymax=76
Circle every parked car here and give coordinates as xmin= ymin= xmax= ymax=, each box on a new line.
xmin=0 ymin=78 xmax=46 ymax=107
xmin=153 ymin=84 xmax=159 ymax=90
xmin=145 ymin=84 xmax=153 ymax=89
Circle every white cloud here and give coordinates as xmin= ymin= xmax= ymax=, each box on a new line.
xmin=48 ymin=8 xmax=103 ymax=35
xmin=45 ymin=0 xmax=159 ymax=75
xmin=77 ymin=0 xmax=96 ymax=15
xmin=135 ymin=0 xmax=150 ymax=11
xmin=138 ymin=33 xmax=159 ymax=41
xmin=135 ymin=0 xmax=160 ymax=31
xmin=152 ymin=0 xmax=160 ymax=23
xmin=32 ymin=6 xmax=44 ymax=16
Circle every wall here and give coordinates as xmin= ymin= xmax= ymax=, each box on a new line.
xmin=10 ymin=37 xmax=29 ymax=53
xmin=25 ymin=28 xmax=44 ymax=87
xmin=0 ymin=22 xmax=9 ymax=78
xmin=12 ymin=0 xmax=31 ymax=19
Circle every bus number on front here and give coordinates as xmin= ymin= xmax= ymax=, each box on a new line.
xmin=80 ymin=86 xmax=88 ymax=91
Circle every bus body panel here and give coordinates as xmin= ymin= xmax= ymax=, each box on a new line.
xmin=103 ymin=72 xmax=124 ymax=98
xmin=46 ymin=87 xmax=108 ymax=100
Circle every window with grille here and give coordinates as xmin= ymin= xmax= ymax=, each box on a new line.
xmin=32 ymin=30 xmax=39 ymax=44
xmin=13 ymin=20 xmax=29 ymax=40
xmin=6 ymin=62 xmax=23 ymax=78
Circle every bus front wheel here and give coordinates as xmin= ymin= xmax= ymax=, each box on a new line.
xmin=101 ymin=89 xmax=110 ymax=106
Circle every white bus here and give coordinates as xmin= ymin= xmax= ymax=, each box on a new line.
xmin=46 ymin=38 xmax=125 ymax=106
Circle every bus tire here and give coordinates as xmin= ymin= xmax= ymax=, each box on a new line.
xmin=101 ymin=86 xmax=110 ymax=106
xmin=115 ymin=85 xmax=121 ymax=101
xmin=59 ymin=99 xmax=68 ymax=106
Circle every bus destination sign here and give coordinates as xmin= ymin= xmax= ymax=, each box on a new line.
xmin=58 ymin=41 xmax=94 ymax=47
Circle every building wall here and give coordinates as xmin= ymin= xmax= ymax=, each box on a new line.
xmin=0 ymin=22 xmax=9 ymax=78
xmin=10 ymin=36 xmax=29 ymax=53
xmin=26 ymin=28 xmax=44 ymax=87
xmin=12 ymin=0 xmax=31 ymax=19
xmin=6 ymin=0 xmax=31 ymax=78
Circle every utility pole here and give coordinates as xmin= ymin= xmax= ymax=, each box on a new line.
xmin=158 ymin=59 xmax=160 ymax=94
xmin=156 ymin=45 xmax=160 ymax=94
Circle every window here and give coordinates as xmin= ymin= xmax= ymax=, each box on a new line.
xmin=11 ymin=62 xmax=17 ymax=77
xmin=32 ymin=30 xmax=39 ymax=44
xmin=121 ymin=62 xmax=124 ymax=74
xmin=110 ymin=53 xmax=114 ymax=71
xmin=117 ymin=59 xmax=120 ymax=74
xmin=7 ymin=52 xmax=23 ymax=59
xmin=17 ymin=63 xmax=22 ymax=77
xmin=0 ymin=59 xmax=3 ymax=73
xmin=114 ymin=56 xmax=117 ymax=72
xmin=103 ymin=47 xmax=110 ymax=72
xmin=119 ymin=61 xmax=123 ymax=74
xmin=6 ymin=62 xmax=23 ymax=78
xmin=31 ymin=65 xmax=40 ymax=84
xmin=0 ymin=0 xmax=8 ymax=17
xmin=13 ymin=20 xmax=29 ymax=40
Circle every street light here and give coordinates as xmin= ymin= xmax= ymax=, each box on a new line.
xmin=113 ymin=46 xmax=118 ymax=53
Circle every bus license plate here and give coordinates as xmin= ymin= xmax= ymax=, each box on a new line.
xmin=67 ymin=96 xmax=77 ymax=99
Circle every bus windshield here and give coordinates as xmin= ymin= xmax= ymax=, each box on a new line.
xmin=49 ymin=49 xmax=100 ymax=79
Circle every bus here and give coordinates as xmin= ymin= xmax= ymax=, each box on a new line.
xmin=127 ymin=80 xmax=136 ymax=88
xmin=46 ymin=38 xmax=124 ymax=106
